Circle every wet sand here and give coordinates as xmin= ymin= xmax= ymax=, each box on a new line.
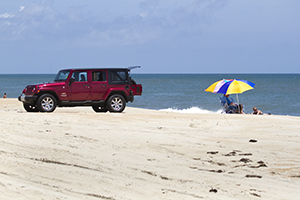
xmin=0 ymin=98 xmax=300 ymax=199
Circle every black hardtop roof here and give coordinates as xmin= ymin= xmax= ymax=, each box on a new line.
xmin=59 ymin=66 xmax=141 ymax=71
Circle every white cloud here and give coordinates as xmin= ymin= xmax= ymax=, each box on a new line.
xmin=19 ymin=6 xmax=25 ymax=11
xmin=139 ymin=0 xmax=160 ymax=18
xmin=0 ymin=0 xmax=229 ymax=45
xmin=0 ymin=13 xmax=15 ymax=19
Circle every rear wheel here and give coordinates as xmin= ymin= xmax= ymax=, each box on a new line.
xmin=92 ymin=105 xmax=108 ymax=113
xmin=23 ymin=103 xmax=39 ymax=112
xmin=106 ymin=94 xmax=126 ymax=112
xmin=37 ymin=94 xmax=57 ymax=112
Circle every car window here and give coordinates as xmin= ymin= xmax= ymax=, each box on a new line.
xmin=71 ymin=71 xmax=87 ymax=82
xmin=92 ymin=71 xmax=107 ymax=82
xmin=110 ymin=71 xmax=127 ymax=82
xmin=54 ymin=70 xmax=70 ymax=82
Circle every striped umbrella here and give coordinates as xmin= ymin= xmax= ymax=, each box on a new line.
xmin=205 ymin=79 xmax=255 ymax=95
xmin=205 ymin=79 xmax=255 ymax=112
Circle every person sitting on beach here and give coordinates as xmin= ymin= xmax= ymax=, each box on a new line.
xmin=252 ymin=107 xmax=263 ymax=115
xmin=223 ymin=94 xmax=238 ymax=108
xmin=220 ymin=94 xmax=238 ymax=113
xmin=3 ymin=93 xmax=7 ymax=98
xmin=253 ymin=107 xmax=271 ymax=115
xmin=222 ymin=94 xmax=235 ymax=105
xmin=252 ymin=107 xmax=262 ymax=115
xmin=236 ymin=104 xmax=245 ymax=114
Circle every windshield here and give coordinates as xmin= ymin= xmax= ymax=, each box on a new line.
xmin=54 ymin=70 xmax=71 ymax=82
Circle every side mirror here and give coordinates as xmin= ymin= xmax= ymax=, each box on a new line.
xmin=69 ymin=77 xmax=75 ymax=85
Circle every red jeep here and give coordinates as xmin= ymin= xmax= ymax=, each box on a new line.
xmin=18 ymin=67 xmax=142 ymax=113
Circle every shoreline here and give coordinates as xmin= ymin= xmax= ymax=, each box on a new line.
xmin=4 ymin=98 xmax=299 ymax=117
xmin=1 ymin=98 xmax=300 ymax=199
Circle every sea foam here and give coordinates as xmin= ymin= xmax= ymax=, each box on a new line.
xmin=159 ymin=107 xmax=222 ymax=114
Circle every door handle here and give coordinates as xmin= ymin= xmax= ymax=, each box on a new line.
xmin=101 ymin=84 xmax=107 ymax=87
xmin=83 ymin=84 xmax=90 ymax=88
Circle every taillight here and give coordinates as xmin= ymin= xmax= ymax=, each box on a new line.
xmin=22 ymin=89 xmax=26 ymax=93
xmin=32 ymin=86 xmax=40 ymax=93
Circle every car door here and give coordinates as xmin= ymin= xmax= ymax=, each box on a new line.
xmin=90 ymin=70 xmax=108 ymax=100
xmin=69 ymin=70 xmax=91 ymax=101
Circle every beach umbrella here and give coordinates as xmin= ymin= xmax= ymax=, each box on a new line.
xmin=205 ymin=79 xmax=255 ymax=95
xmin=205 ymin=79 xmax=255 ymax=112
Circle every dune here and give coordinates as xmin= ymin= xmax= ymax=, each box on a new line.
xmin=0 ymin=98 xmax=300 ymax=200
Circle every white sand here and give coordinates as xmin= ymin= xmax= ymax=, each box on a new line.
xmin=0 ymin=98 xmax=300 ymax=200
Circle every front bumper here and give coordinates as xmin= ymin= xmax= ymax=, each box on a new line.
xmin=18 ymin=94 xmax=38 ymax=103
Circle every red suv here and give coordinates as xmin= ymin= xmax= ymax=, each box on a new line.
xmin=18 ymin=67 xmax=142 ymax=113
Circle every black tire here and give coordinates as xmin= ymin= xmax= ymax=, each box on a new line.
xmin=23 ymin=103 xmax=39 ymax=112
xmin=106 ymin=94 xmax=126 ymax=113
xmin=37 ymin=94 xmax=57 ymax=112
xmin=92 ymin=105 xmax=108 ymax=113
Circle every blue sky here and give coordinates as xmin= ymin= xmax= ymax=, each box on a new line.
xmin=0 ymin=0 xmax=299 ymax=74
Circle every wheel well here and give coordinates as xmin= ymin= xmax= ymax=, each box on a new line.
xmin=107 ymin=91 xmax=127 ymax=102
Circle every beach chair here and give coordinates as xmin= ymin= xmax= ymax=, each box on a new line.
xmin=219 ymin=96 xmax=238 ymax=114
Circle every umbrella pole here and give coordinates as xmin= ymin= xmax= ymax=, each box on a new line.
xmin=236 ymin=93 xmax=240 ymax=114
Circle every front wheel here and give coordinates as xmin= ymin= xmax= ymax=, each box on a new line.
xmin=37 ymin=94 xmax=57 ymax=112
xmin=106 ymin=94 xmax=126 ymax=113
xmin=92 ymin=105 xmax=108 ymax=113
xmin=23 ymin=103 xmax=39 ymax=112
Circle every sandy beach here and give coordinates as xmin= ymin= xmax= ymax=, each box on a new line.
xmin=0 ymin=98 xmax=300 ymax=200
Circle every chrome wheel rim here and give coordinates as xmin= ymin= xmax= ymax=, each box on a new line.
xmin=111 ymin=97 xmax=123 ymax=111
xmin=41 ymin=97 xmax=54 ymax=111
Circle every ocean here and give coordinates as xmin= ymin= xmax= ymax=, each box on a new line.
xmin=0 ymin=74 xmax=299 ymax=116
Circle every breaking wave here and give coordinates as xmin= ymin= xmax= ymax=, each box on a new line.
xmin=159 ymin=107 xmax=222 ymax=114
